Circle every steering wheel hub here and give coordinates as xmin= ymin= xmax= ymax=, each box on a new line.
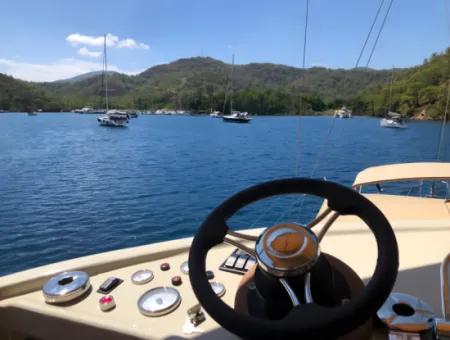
xmin=255 ymin=223 xmax=320 ymax=277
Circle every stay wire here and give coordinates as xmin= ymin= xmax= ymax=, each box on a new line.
xmin=296 ymin=0 xmax=394 ymax=220
xmin=355 ymin=0 xmax=386 ymax=68
xmin=365 ymin=0 xmax=395 ymax=67
xmin=436 ymin=0 xmax=450 ymax=161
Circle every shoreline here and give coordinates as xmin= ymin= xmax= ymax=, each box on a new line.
xmin=0 ymin=111 xmax=441 ymax=121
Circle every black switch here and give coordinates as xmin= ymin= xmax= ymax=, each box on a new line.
xmin=97 ymin=277 xmax=123 ymax=294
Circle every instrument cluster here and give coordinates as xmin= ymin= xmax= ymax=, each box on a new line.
xmin=41 ymin=258 xmax=226 ymax=321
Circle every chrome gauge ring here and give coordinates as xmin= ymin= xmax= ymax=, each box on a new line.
xmin=131 ymin=269 xmax=154 ymax=285
xmin=42 ymin=271 xmax=91 ymax=304
xmin=138 ymin=286 xmax=181 ymax=317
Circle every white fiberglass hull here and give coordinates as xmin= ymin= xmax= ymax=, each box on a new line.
xmin=97 ymin=115 xmax=127 ymax=127
xmin=222 ymin=115 xmax=251 ymax=123
xmin=380 ymin=118 xmax=407 ymax=129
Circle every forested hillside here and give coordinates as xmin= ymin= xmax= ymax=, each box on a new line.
xmin=0 ymin=48 xmax=448 ymax=118
xmin=0 ymin=74 xmax=60 ymax=112
xmin=351 ymin=48 xmax=449 ymax=118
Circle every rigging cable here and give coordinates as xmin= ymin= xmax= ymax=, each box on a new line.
xmin=295 ymin=0 xmax=395 ymax=221
xmin=436 ymin=0 xmax=450 ymax=161
xmin=302 ymin=0 xmax=309 ymax=69
xmin=355 ymin=0 xmax=386 ymax=68
xmin=365 ymin=0 xmax=395 ymax=67
xmin=254 ymin=0 xmax=310 ymax=226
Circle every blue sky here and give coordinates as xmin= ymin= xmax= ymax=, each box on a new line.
xmin=0 ymin=0 xmax=448 ymax=81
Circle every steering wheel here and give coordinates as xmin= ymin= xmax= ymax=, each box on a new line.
xmin=189 ymin=178 xmax=399 ymax=339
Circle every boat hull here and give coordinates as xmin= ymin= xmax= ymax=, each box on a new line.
xmin=222 ymin=117 xmax=251 ymax=123
xmin=97 ymin=116 xmax=127 ymax=127
xmin=380 ymin=118 xmax=407 ymax=129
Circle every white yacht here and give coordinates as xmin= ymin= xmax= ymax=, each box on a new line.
xmin=97 ymin=110 xmax=129 ymax=127
xmin=380 ymin=112 xmax=407 ymax=129
xmin=334 ymin=106 xmax=352 ymax=118
xmin=209 ymin=111 xmax=222 ymax=118
xmin=223 ymin=111 xmax=252 ymax=123
xmin=380 ymin=69 xmax=407 ymax=129
xmin=222 ymin=55 xmax=253 ymax=124
xmin=97 ymin=35 xmax=128 ymax=128
xmin=73 ymin=107 xmax=105 ymax=114
xmin=0 ymin=162 xmax=449 ymax=339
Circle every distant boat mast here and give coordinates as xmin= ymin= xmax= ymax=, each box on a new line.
xmin=388 ymin=68 xmax=394 ymax=113
xmin=103 ymin=34 xmax=109 ymax=111
xmin=230 ymin=54 xmax=234 ymax=114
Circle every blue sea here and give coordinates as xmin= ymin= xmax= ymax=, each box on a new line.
xmin=0 ymin=113 xmax=448 ymax=275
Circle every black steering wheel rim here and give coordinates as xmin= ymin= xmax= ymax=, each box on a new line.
xmin=189 ymin=178 xmax=398 ymax=339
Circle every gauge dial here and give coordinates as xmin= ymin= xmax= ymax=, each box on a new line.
xmin=138 ymin=287 xmax=181 ymax=316
xmin=131 ymin=269 xmax=154 ymax=285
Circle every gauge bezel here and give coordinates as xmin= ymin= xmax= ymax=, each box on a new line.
xmin=131 ymin=269 xmax=154 ymax=285
xmin=137 ymin=286 xmax=181 ymax=317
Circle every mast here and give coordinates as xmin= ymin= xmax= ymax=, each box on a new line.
xmin=230 ymin=54 xmax=234 ymax=114
xmin=103 ymin=34 xmax=109 ymax=111
xmin=388 ymin=68 xmax=394 ymax=113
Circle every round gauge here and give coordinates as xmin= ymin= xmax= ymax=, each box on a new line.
xmin=131 ymin=269 xmax=154 ymax=285
xmin=210 ymin=281 xmax=226 ymax=297
xmin=138 ymin=287 xmax=181 ymax=317
xmin=180 ymin=261 xmax=189 ymax=274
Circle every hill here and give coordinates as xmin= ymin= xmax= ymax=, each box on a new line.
xmin=352 ymin=48 xmax=450 ymax=118
xmin=0 ymin=74 xmax=60 ymax=112
xmin=0 ymin=50 xmax=448 ymax=116
xmin=53 ymin=71 xmax=118 ymax=84
xmin=38 ymin=57 xmax=392 ymax=114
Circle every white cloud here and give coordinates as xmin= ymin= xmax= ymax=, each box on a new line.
xmin=66 ymin=33 xmax=149 ymax=50
xmin=66 ymin=33 xmax=118 ymax=47
xmin=77 ymin=47 xmax=101 ymax=58
xmin=0 ymin=58 xmax=142 ymax=82
xmin=117 ymin=38 xmax=149 ymax=50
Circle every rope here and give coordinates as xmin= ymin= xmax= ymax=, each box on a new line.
xmin=355 ymin=0 xmax=386 ymax=68
xmin=437 ymin=0 xmax=450 ymax=161
xmin=365 ymin=0 xmax=395 ymax=67
xmin=302 ymin=0 xmax=309 ymax=69
xmin=295 ymin=0 xmax=310 ymax=177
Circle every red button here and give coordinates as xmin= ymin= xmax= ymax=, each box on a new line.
xmin=99 ymin=295 xmax=115 ymax=311
xmin=100 ymin=295 xmax=113 ymax=304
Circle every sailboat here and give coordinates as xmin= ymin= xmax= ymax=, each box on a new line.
xmin=97 ymin=35 xmax=129 ymax=127
xmin=222 ymin=55 xmax=252 ymax=123
xmin=334 ymin=106 xmax=352 ymax=118
xmin=380 ymin=69 xmax=407 ymax=128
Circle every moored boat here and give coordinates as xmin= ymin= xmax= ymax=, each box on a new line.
xmin=334 ymin=106 xmax=352 ymax=118
xmin=97 ymin=110 xmax=129 ymax=127
xmin=209 ymin=111 xmax=222 ymax=118
xmin=380 ymin=112 xmax=407 ymax=128
xmin=97 ymin=35 xmax=128 ymax=128
xmin=73 ymin=107 xmax=106 ymax=114
xmin=222 ymin=111 xmax=251 ymax=123
xmin=380 ymin=69 xmax=407 ymax=128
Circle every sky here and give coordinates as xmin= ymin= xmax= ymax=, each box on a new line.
xmin=0 ymin=0 xmax=449 ymax=82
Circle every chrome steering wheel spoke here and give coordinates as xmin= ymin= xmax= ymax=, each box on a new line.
xmin=317 ymin=212 xmax=340 ymax=242
xmin=307 ymin=207 xmax=333 ymax=228
xmin=224 ymin=230 xmax=257 ymax=257
xmin=279 ymin=272 xmax=314 ymax=307
xmin=279 ymin=278 xmax=301 ymax=306
xmin=226 ymin=230 xmax=258 ymax=241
